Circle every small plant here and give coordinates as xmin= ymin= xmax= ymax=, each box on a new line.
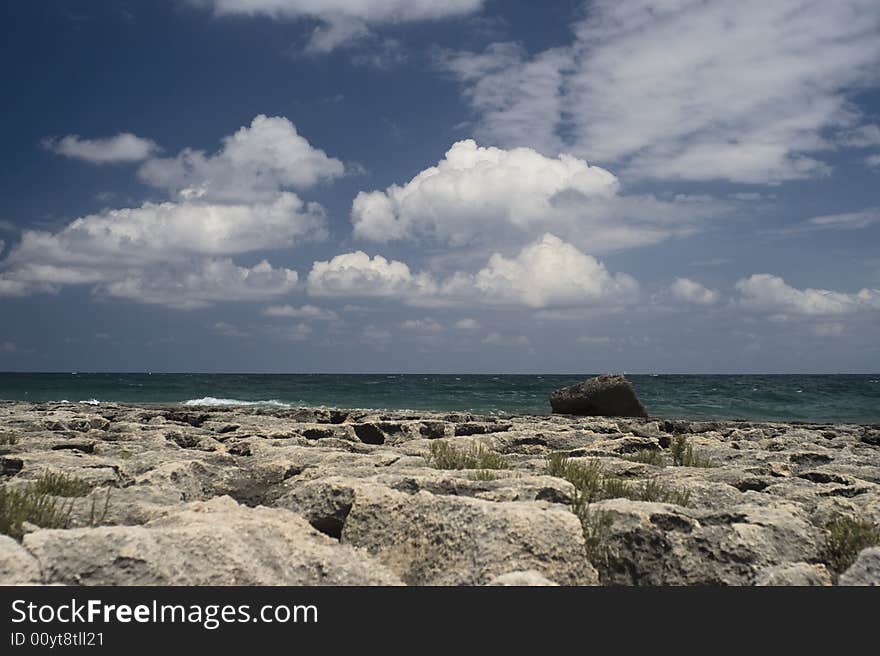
xmin=623 ymin=449 xmax=665 ymax=466
xmin=428 ymin=441 xmax=509 ymax=471
xmin=546 ymin=452 xmax=690 ymax=506
xmin=823 ymin=516 xmax=880 ymax=574
xmin=578 ymin=505 xmax=615 ymax=567
xmin=669 ymin=435 xmax=714 ymax=468
xmin=32 ymin=472 xmax=93 ymax=498
xmin=0 ymin=432 xmax=18 ymax=446
xmin=0 ymin=486 xmax=73 ymax=540
xmin=87 ymin=487 xmax=112 ymax=526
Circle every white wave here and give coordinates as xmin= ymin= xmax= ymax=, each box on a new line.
xmin=79 ymin=399 xmax=101 ymax=405
xmin=182 ymin=397 xmax=290 ymax=407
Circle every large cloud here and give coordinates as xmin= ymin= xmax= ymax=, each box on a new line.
xmin=99 ymin=259 xmax=299 ymax=310
xmin=43 ymin=133 xmax=159 ymax=164
xmin=307 ymin=234 xmax=638 ymax=310
xmin=185 ymin=0 xmax=484 ymax=53
xmin=138 ymin=115 xmax=344 ymax=203
xmin=1 ymin=116 xmax=333 ymax=308
xmin=735 ymin=274 xmax=880 ymax=316
xmin=442 ymin=0 xmax=880 ymax=184
xmin=351 ymin=139 xmax=721 ymax=252
xmin=441 ymin=234 xmax=639 ymax=309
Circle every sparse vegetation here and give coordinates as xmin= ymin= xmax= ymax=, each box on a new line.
xmin=546 ymin=452 xmax=691 ymax=506
xmin=623 ymin=449 xmax=665 ymax=465
xmin=670 ymin=435 xmax=714 ymax=468
xmin=428 ymin=441 xmax=510 ymax=471
xmin=823 ymin=516 xmax=880 ymax=575
xmin=0 ymin=432 xmax=18 ymax=446
xmin=468 ymin=469 xmax=501 ymax=481
xmin=32 ymin=472 xmax=93 ymax=497
xmin=0 ymin=486 xmax=73 ymax=540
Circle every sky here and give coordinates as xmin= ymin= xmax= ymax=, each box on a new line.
xmin=1 ymin=0 xmax=879 ymax=374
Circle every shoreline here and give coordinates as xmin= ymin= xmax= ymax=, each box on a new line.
xmin=2 ymin=399 xmax=877 ymax=426
xmin=1 ymin=401 xmax=879 ymax=585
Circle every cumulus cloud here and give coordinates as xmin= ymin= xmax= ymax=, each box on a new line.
xmin=352 ymin=139 xmax=723 ymax=253
xmin=186 ymin=0 xmax=484 ymax=53
xmin=262 ymin=304 xmax=339 ymax=320
xmin=443 ymin=0 xmax=880 ymax=184
xmin=138 ymin=115 xmax=344 ymax=203
xmin=441 ymin=234 xmax=639 ymax=309
xmin=735 ymin=274 xmax=880 ymax=316
xmin=43 ymin=133 xmax=158 ymax=164
xmin=867 ymin=154 xmax=880 ymax=168
xmin=99 ymin=259 xmax=299 ymax=309
xmin=307 ymin=251 xmax=437 ymax=298
xmin=667 ymin=277 xmax=720 ymax=306
xmin=2 ymin=116 xmax=333 ymax=309
xmin=306 ymin=234 xmax=638 ymax=311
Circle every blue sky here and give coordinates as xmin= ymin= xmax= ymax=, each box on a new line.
xmin=1 ymin=0 xmax=879 ymax=373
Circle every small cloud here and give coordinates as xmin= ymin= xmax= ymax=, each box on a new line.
xmin=577 ymin=335 xmax=612 ymax=345
xmin=401 ymin=317 xmax=443 ymax=333
xmin=482 ymin=332 xmax=530 ymax=347
xmin=43 ymin=133 xmax=159 ymax=164
xmin=263 ymin=304 xmax=339 ymax=321
xmin=453 ymin=318 xmax=480 ymax=331
xmin=667 ymin=277 xmax=721 ymax=306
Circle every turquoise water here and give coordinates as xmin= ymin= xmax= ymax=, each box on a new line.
xmin=0 ymin=373 xmax=878 ymax=423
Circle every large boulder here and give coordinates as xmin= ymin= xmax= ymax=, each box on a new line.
xmin=550 ymin=374 xmax=648 ymax=417
xmin=339 ymin=483 xmax=598 ymax=585
xmin=22 ymin=496 xmax=403 ymax=586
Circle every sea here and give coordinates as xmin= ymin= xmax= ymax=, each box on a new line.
xmin=0 ymin=372 xmax=878 ymax=423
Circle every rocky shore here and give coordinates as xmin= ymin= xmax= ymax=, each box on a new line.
xmin=1 ymin=400 xmax=879 ymax=586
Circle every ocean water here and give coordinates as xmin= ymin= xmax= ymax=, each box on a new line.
xmin=0 ymin=373 xmax=878 ymax=423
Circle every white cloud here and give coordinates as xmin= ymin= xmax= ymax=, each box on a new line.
xmin=186 ymin=0 xmax=484 ymax=53
xmin=441 ymin=234 xmax=639 ymax=309
xmin=99 ymin=259 xmax=299 ymax=309
xmin=453 ymin=318 xmax=480 ymax=331
xmin=444 ymin=0 xmax=880 ymax=184
xmin=401 ymin=317 xmax=443 ymax=333
xmin=44 ymin=133 xmax=158 ymax=164
xmin=803 ymin=208 xmax=880 ymax=231
xmin=284 ymin=322 xmax=313 ymax=341
xmin=352 ymin=139 xmax=722 ymax=253
xmin=865 ymin=154 xmax=880 ymax=168
xmin=138 ymin=115 xmax=344 ymax=203
xmin=307 ymin=234 xmax=638 ymax=311
xmin=262 ymin=304 xmax=339 ymax=321
xmin=668 ymin=277 xmax=720 ymax=306
xmin=352 ymin=139 xmax=618 ymax=245
xmin=3 ymin=116 xmax=334 ymax=309
xmin=835 ymin=125 xmax=880 ymax=148
xmin=735 ymin=274 xmax=880 ymax=316
xmin=307 ymin=251 xmax=437 ymax=298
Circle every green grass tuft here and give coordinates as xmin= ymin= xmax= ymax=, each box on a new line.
xmin=428 ymin=441 xmax=510 ymax=471
xmin=0 ymin=486 xmax=73 ymax=540
xmin=823 ymin=516 xmax=880 ymax=575
xmin=32 ymin=472 xmax=93 ymax=498
xmin=670 ymin=435 xmax=715 ymax=468
xmin=623 ymin=449 xmax=665 ymax=466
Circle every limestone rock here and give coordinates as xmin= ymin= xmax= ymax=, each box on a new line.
xmin=340 ymin=483 xmax=598 ymax=585
xmin=0 ymin=535 xmax=42 ymax=584
xmin=838 ymin=547 xmax=880 ymax=586
xmin=487 ymin=570 xmax=559 ymax=586
xmin=23 ymin=496 xmax=403 ymax=586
